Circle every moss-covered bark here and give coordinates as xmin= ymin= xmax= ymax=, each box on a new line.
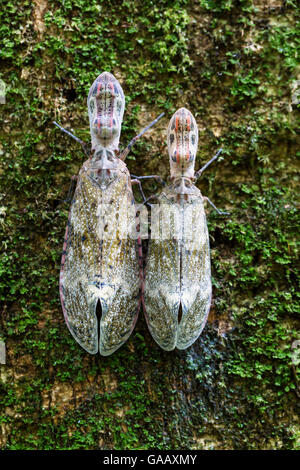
xmin=0 ymin=0 xmax=299 ymax=449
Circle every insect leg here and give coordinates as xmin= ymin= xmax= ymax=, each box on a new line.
xmin=143 ymin=193 xmax=159 ymax=208
xmin=131 ymin=179 xmax=147 ymax=203
xmin=63 ymin=175 xmax=78 ymax=204
xmin=53 ymin=121 xmax=91 ymax=157
xmin=119 ymin=112 xmax=165 ymax=161
xmin=194 ymin=148 xmax=223 ymax=181
xmin=203 ymin=196 xmax=229 ymax=215
xmin=130 ymin=174 xmax=166 ymax=187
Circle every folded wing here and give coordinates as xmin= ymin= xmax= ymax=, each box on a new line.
xmin=60 ymin=166 xmax=140 ymax=355
xmin=144 ymin=193 xmax=211 ymax=350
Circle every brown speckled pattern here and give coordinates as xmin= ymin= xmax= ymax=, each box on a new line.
xmin=59 ymin=72 xmax=140 ymax=355
xmin=144 ymin=108 xmax=211 ymax=351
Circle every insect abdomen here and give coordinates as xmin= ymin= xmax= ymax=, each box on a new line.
xmin=144 ymin=191 xmax=211 ymax=350
xmin=60 ymin=163 xmax=140 ymax=355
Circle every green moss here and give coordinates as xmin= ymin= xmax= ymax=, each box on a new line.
xmin=0 ymin=0 xmax=299 ymax=450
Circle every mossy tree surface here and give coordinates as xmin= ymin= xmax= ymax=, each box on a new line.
xmin=0 ymin=0 xmax=299 ymax=450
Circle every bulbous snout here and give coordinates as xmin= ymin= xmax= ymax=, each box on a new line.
xmin=98 ymin=71 xmax=116 ymax=82
xmin=167 ymin=107 xmax=198 ymax=179
xmin=87 ymin=71 xmax=125 ymax=149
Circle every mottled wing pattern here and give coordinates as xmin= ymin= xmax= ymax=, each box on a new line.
xmin=60 ymin=162 xmax=140 ymax=355
xmin=144 ymin=192 xmax=181 ymax=351
xmin=60 ymin=172 xmax=98 ymax=354
xmin=177 ymin=196 xmax=211 ymax=349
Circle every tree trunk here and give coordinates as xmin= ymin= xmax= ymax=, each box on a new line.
xmin=0 ymin=0 xmax=299 ymax=450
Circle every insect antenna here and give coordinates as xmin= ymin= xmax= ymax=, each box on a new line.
xmin=119 ymin=112 xmax=165 ymax=161
xmin=53 ymin=121 xmax=91 ymax=157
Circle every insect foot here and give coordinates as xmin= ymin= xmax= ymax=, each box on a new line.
xmin=144 ymin=108 xmax=213 ymax=351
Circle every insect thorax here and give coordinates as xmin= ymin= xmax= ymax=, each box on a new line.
xmin=81 ymin=151 xmax=128 ymax=189
xmin=162 ymin=178 xmax=201 ymax=203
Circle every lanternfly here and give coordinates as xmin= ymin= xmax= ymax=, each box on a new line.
xmin=56 ymin=72 xmax=163 ymax=355
xmin=143 ymin=108 xmax=228 ymax=351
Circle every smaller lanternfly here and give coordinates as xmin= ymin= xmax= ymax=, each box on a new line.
xmin=55 ymin=72 xmax=163 ymax=355
xmin=144 ymin=108 xmax=228 ymax=351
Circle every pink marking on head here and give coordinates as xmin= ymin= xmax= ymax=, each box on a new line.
xmin=167 ymin=107 xmax=199 ymax=179
xmin=88 ymin=71 xmax=125 ymax=151
xmin=186 ymin=116 xmax=190 ymax=161
xmin=109 ymin=81 xmax=114 ymax=137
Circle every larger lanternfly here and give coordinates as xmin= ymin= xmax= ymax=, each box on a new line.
xmin=144 ymin=108 xmax=228 ymax=351
xmin=56 ymin=72 xmax=163 ymax=355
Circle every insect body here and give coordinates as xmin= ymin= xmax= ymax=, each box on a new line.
xmin=59 ymin=72 xmax=162 ymax=356
xmin=144 ymin=108 xmax=227 ymax=351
